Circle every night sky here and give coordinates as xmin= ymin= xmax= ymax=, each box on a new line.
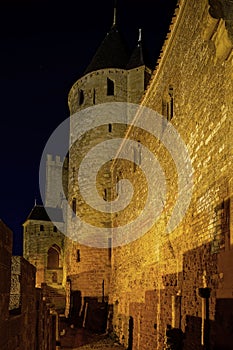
xmin=0 ymin=0 xmax=177 ymax=254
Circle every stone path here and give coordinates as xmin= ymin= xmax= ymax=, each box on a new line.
xmin=68 ymin=338 xmax=126 ymax=350
xmin=60 ymin=327 xmax=125 ymax=350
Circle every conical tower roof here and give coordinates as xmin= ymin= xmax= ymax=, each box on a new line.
xmin=26 ymin=205 xmax=63 ymax=222
xmin=127 ymin=29 xmax=146 ymax=69
xmin=84 ymin=25 xmax=130 ymax=74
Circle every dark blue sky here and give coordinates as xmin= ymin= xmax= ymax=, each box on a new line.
xmin=0 ymin=0 xmax=177 ymax=254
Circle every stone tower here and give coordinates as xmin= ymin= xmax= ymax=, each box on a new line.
xmin=23 ymin=203 xmax=66 ymax=311
xmin=63 ymin=8 xmax=152 ymax=329
xmin=23 ymin=5 xmax=151 ymax=329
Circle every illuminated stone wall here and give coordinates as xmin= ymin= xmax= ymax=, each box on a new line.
xmin=23 ymin=215 xmax=66 ymax=312
xmin=110 ymin=0 xmax=233 ymax=349
xmin=23 ymin=219 xmax=65 ymax=288
xmin=65 ymin=64 xmax=150 ymax=305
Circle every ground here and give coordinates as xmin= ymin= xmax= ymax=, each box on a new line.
xmin=60 ymin=327 xmax=126 ymax=350
xmin=68 ymin=339 xmax=126 ymax=349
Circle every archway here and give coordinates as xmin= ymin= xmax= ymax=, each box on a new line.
xmin=47 ymin=244 xmax=61 ymax=269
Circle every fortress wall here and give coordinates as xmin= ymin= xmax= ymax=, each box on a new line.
xmin=110 ymin=0 xmax=233 ymax=349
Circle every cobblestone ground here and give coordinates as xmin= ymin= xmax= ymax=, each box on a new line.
xmin=60 ymin=327 xmax=126 ymax=350
xmin=69 ymin=338 xmax=126 ymax=350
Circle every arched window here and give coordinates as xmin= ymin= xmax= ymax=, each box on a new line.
xmin=47 ymin=245 xmax=61 ymax=269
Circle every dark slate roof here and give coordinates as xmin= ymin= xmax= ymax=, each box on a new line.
xmin=84 ymin=25 xmax=130 ymax=74
xmin=26 ymin=205 xmax=63 ymax=222
xmin=126 ymin=42 xmax=145 ymax=69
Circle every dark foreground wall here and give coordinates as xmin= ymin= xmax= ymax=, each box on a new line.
xmin=0 ymin=219 xmax=56 ymax=350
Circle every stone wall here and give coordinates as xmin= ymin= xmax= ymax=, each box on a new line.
xmin=110 ymin=0 xmax=233 ymax=349
xmin=0 ymin=220 xmax=56 ymax=350
xmin=0 ymin=220 xmax=12 ymax=321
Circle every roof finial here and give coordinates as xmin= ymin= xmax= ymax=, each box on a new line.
xmin=138 ymin=28 xmax=142 ymax=43
xmin=113 ymin=0 xmax=117 ymax=27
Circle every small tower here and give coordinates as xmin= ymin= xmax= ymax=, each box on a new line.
xmin=126 ymin=28 xmax=152 ymax=103
xmin=23 ymin=204 xmax=65 ymax=310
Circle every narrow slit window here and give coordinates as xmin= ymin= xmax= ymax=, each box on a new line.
xmin=168 ymin=86 xmax=174 ymax=121
xmin=108 ymin=238 xmax=112 ymax=261
xmin=107 ymin=78 xmax=115 ymax=96
xmin=93 ymin=89 xmax=96 ymax=104
xmin=77 ymin=249 xmax=81 ymax=262
xmin=162 ymin=85 xmax=174 ymax=121
xmin=40 ymin=225 xmax=44 ymax=231
xmin=138 ymin=141 xmax=142 ymax=165
xmin=108 ymin=123 xmax=112 ymax=132
xmin=78 ymin=89 xmax=84 ymax=105
xmin=72 ymin=198 xmax=76 ymax=216
xmin=116 ymin=176 xmax=119 ymax=196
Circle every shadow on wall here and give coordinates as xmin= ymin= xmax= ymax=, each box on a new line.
xmin=112 ymin=241 xmax=233 ymax=350
xmin=69 ymin=288 xmax=108 ymax=333
xmin=211 ymin=299 xmax=233 ymax=350
xmin=128 ymin=316 xmax=133 ymax=350
xmin=41 ymin=283 xmax=66 ymax=313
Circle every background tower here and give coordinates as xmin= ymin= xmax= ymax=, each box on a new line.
xmin=23 ymin=203 xmax=66 ymax=311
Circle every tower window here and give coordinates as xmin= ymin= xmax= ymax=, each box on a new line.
xmin=72 ymin=198 xmax=76 ymax=217
xmin=168 ymin=86 xmax=174 ymax=121
xmin=108 ymin=123 xmax=112 ymax=132
xmin=77 ymin=249 xmax=81 ymax=262
xmin=108 ymin=238 xmax=112 ymax=261
xmin=93 ymin=89 xmax=96 ymax=104
xmin=138 ymin=141 xmax=142 ymax=165
xmin=107 ymin=78 xmax=115 ymax=96
xmin=162 ymin=85 xmax=174 ymax=121
xmin=53 ymin=226 xmax=57 ymax=232
xmin=40 ymin=225 xmax=44 ymax=231
xmin=78 ymin=89 xmax=84 ymax=105
xmin=116 ymin=176 xmax=119 ymax=196
xmin=104 ymin=189 xmax=108 ymax=201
